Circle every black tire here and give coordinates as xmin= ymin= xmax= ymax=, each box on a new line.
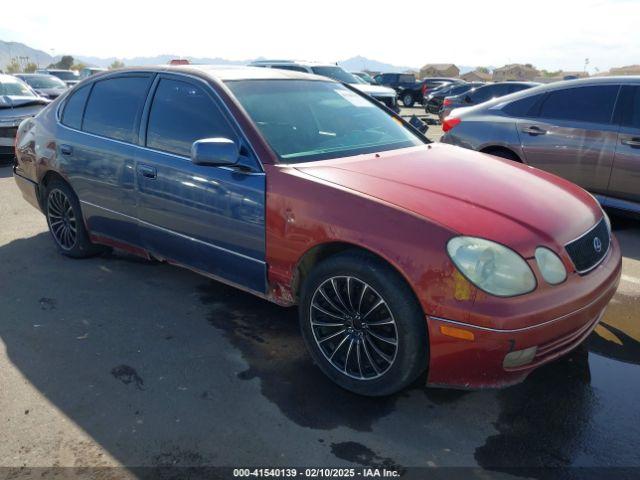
xmin=483 ymin=148 xmax=521 ymax=162
xmin=401 ymin=92 xmax=415 ymax=108
xmin=44 ymin=179 xmax=108 ymax=258
xmin=299 ymin=250 xmax=428 ymax=396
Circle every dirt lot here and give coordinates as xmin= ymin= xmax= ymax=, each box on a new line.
xmin=0 ymin=148 xmax=639 ymax=477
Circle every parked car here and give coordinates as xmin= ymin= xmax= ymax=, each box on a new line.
xmin=0 ymin=74 xmax=49 ymax=164
xmin=351 ymin=71 xmax=377 ymax=84
xmin=80 ymin=67 xmax=107 ymax=79
xmin=14 ymin=73 xmax=68 ymax=99
xmin=440 ymin=81 xmax=539 ymax=120
xmin=374 ymin=73 xmax=464 ymax=107
xmin=14 ymin=65 xmax=621 ymax=395
xmin=250 ymin=60 xmax=398 ymax=111
xmin=37 ymin=69 xmax=80 ymax=87
xmin=441 ymin=77 xmax=640 ymax=215
xmin=424 ymin=82 xmax=484 ymax=115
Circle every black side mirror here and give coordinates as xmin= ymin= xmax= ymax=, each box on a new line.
xmin=191 ymin=138 xmax=239 ymax=166
xmin=408 ymin=115 xmax=429 ymax=134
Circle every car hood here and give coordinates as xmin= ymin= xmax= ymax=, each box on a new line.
xmin=293 ymin=143 xmax=602 ymax=256
xmin=350 ymin=83 xmax=396 ymax=97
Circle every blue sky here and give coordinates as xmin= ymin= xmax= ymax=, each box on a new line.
xmin=1 ymin=0 xmax=638 ymax=72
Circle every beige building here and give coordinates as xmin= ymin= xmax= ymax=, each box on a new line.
xmin=460 ymin=70 xmax=492 ymax=82
xmin=492 ymin=64 xmax=540 ymax=81
xmin=419 ymin=63 xmax=459 ymax=78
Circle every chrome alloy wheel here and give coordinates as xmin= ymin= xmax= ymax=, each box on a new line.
xmin=47 ymin=189 xmax=78 ymax=251
xmin=309 ymin=276 xmax=398 ymax=380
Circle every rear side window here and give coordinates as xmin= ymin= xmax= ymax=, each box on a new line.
xmin=538 ymin=85 xmax=619 ymax=124
xmin=61 ymin=85 xmax=91 ymax=129
xmin=399 ymin=74 xmax=415 ymax=83
xmin=146 ymin=78 xmax=236 ymax=157
xmin=83 ymin=76 xmax=151 ymax=143
xmin=509 ymin=84 xmax=531 ymax=94
xmin=502 ymin=93 xmax=544 ymax=117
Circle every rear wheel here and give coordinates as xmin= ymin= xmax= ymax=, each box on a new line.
xmin=44 ymin=180 xmax=107 ymax=258
xmin=401 ymin=92 xmax=415 ymax=108
xmin=299 ymin=251 xmax=428 ymax=396
xmin=483 ymin=148 xmax=521 ymax=162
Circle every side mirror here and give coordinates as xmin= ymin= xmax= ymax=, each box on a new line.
xmin=191 ymin=138 xmax=239 ymax=167
xmin=408 ymin=115 xmax=429 ymax=134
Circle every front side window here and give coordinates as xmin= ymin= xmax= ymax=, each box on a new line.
xmin=226 ymin=80 xmax=423 ymax=163
xmin=538 ymin=85 xmax=619 ymax=124
xmin=83 ymin=76 xmax=151 ymax=143
xmin=146 ymin=78 xmax=236 ymax=157
xmin=61 ymin=84 xmax=91 ymax=130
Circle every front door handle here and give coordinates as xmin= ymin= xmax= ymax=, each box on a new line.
xmin=137 ymin=164 xmax=157 ymax=179
xmin=621 ymin=137 xmax=640 ymax=148
xmin=522 ymin=126 xmax=547 ymax=136
xmin=60 ymin=144 xmax=73 ymax=155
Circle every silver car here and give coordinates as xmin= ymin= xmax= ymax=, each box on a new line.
xmin=441 ymin=77 xmax=640 ymax=215
xmin=0 ymin=74 xmax=49 ymax=163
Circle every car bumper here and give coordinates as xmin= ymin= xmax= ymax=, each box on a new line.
xmin=425 ymin=237 xmax=622 ymax=389
xmin=13 ymin=167 xmax=41 ymax=211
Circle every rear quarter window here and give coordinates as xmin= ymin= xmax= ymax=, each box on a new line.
xmin=61 ymin=84 xmax=91 ymax=130
xmin=501 ymin=93 xmax=544 ymax=117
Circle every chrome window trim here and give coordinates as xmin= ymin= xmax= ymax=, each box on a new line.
xmin=55 ymin=69 xmax=264 ymax=173
xmin=80 ymin=200 xmax=265 ymax=265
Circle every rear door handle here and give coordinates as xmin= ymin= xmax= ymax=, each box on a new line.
xmin=522 ymin=126 xmax=547 ymax=136
xmin=60 ymin=144 xmax=73 ymax=155
xmin=137 ymin=164 xmax=157 ymax=179
xmin=621 ymin=137 xmax=640 ymax=148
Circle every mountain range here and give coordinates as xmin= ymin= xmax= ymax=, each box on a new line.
xmin=1 ymin=39 xmax=480 ymax=74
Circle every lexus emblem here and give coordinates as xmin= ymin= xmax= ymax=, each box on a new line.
xmin=593 ymin=237 xmax=602 ymax=253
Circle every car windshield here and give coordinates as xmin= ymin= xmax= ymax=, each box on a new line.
xmin=226 ymin=80 xmax=423 ymax=163
xmin=20 ymin=75 xmax=66 ymax=89
xmin=0 ymin=78 xmax=37 ymax=97
xmin=310 ymin=66 xmax=359 ymax=84
xmin=49 ymin=71 xmax=78 ymax=81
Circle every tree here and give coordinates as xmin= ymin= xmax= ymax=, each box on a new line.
xmin=109 ymin=60 xmax=125 ymax=70
xmin=476 ymin=66 xmax=490 ymax=74
xmin=48 ymin=55 xmax=75 ymax=70
xmin=24 ymin=62 xmax=38 ymax=73
xmin=71 ymin=62 xmax=87 ymax=72
xmin=6 ymin=58 xmax=21 ymax=74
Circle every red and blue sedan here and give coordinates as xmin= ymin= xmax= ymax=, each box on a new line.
xmin=13 ymin=65 xmax=621 ymax=395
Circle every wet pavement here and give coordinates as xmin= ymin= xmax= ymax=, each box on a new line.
xmin=0 ymin=166 xmax=639 ymax=477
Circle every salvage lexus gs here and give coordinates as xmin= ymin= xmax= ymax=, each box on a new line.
xmin=13 ymin=66 xmax=621 ymax=396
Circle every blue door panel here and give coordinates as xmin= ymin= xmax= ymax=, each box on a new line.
xmin=57 ymin=125 xmax=140 ymax=247
xmin=136 ymin=150 xmax=267 ymax=293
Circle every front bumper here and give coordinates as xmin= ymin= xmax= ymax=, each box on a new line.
xmin=426 ymin=237 xmax=622 ymax=389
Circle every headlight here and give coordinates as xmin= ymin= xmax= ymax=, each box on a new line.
xmin=447 ymin=237 xmax=536 ymax=297
xmin=534 ymin=247 xmax=567 ymax=285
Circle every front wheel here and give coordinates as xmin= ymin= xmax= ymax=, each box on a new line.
xmin=299 ymin=251 xmax=428 ymax=396
xmin=401 ymin=93 xmax=415 ymax=108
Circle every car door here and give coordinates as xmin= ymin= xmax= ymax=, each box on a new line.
xmin=516 ymin=84 xmax=620 ymax=194
xmin=57 ymin=74 xmax=154 ymax=247
xmin=135 ymin=74 xmax=267 ymax=293
xmin=608 ymin=85 xmax=640 ymax=205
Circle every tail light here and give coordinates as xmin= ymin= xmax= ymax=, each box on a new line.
xmin=443 ymin=98 xmax=452 ymax=107
xmin=442 ymin=117 xmax=461 ymax=132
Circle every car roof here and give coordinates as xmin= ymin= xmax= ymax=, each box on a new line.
xmin=95 ymin=65 xmax=333 ymax=82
